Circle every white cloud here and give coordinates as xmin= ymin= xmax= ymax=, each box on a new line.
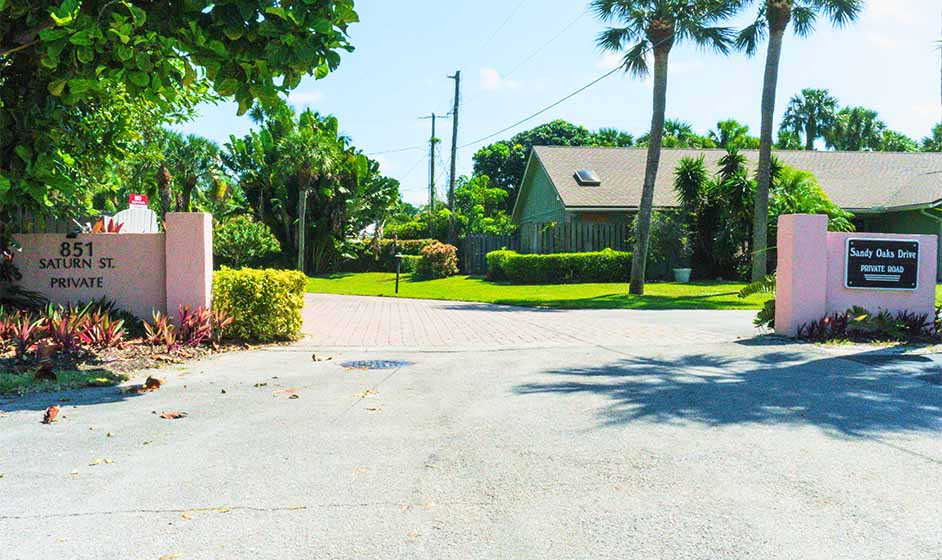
xmin=479 ymin=68 xmax=520 ymax=91
xmin=287 ymin=90 xmax=324 ymax=107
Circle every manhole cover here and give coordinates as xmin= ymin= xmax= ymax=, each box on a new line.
xmin=339 ymin=360 xmax=411 ymax=370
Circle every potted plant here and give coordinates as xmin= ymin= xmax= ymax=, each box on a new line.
xmin=672 ymin=237 xmax=693 ymax=283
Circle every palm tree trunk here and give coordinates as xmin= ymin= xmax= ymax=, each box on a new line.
xmin=156 ymin=164 xmax=173 ymax=218
xmin=751 ymin=23 xmax=787 ymax=281
xmin=805 ymin=119 xmax=815 ymax=150
xmin=629 ymin=47 xmax=670 ymax=295
xmin=297 ymin=187 xmax=308 ymax=273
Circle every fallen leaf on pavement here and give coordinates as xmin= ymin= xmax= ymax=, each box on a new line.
xmin=159 ymin=411 xmax=188 ymax=420
xmin=181 ymin=512 xmax=193 ymax=520
xmin=69 ymin=469 xmax=79 ymax=475
xmin=215 ymin=506 xmax=231 ymax=513
xmin=366 ymin=406 xmax=382 ymax=412
xmin=312 ymin=354 xmax=333 ymax=362
xmin=253 ymin=382 xmax=268 ymax=388
xmin=273 ymin=388 xmax=300 ymax=398
xmin=144 ymin=376 xmax=164 ymax=390
xmin=41 ymin=405 xmax=60 ymax=424
xmin=355 ymin=389 xmax=377 ymax=399
xmin=288 ymin=394 xmax=300 ymax=400
xmin=158 ymin=554 xmax=182 ymax=560
xmin=89 ymin=458 xmax=114 ymax=466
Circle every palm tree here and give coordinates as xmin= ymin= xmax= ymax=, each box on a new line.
xmin=780 ymin=88 xmax=839 ymax=150
xmin=166 ymin=135 xmax=221 ymax=212
xmin=592 ymin=0 xmax=739 ymax=294
xmin=737 ymin=0 xmax=863 ymax=281
xmin=708 ymin=119 xmax=760 ymax=149
xmin=825 ymin=106 xmax=886 ymax=151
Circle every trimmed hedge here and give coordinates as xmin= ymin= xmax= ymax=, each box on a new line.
xmin=213 ymin=268 xmax=307 ymax=342
xmin=342 ymin=239 xmax=439 ymax=272
xmin=485 ymin=249 xmax=632 ymax=284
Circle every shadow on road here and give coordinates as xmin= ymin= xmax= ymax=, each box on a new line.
xmin=515 ymin=348 xmax=942 ymax=437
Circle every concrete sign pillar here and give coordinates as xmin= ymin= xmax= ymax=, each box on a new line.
xmin=12 ymin=212 xmax=213 ymax=320
xmin=775 ymin=214 xmax=937 ymax=337
xmin=165 ymin=212 xmax=213 ymax=318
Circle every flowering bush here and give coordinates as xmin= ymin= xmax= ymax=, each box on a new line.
xmin=415 ymin=242 xmax=459 ymax=280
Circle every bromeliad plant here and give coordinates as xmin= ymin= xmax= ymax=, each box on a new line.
xmin=178 ymin=305 xmax=213 ymax=347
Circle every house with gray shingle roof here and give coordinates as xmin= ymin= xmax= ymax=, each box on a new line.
xmin=512 ymin=146 xmax=942 ymax=277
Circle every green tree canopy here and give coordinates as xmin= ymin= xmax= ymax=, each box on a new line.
xmin=0 ymin=0 xmax=359 ymax=219
xmin=780 ymin=88 xmax=839 ymax=150
xmin=708 ymin=119 xmax=760 ymax=149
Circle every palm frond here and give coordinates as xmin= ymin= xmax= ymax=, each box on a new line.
xmin=735 ymin=17 xmax=767 ymax=55
xmin=596 ymin=25 xmax=639 ymax=52
xmin=621 ymin=40 xmax=651 ymax=77
xmin=686 ymin=25 xmax=736 ymax=54
xmin=791 ymin=5 xmax=817 ymax=37
xmin=819 ymin=0 xmax=864 ymax=26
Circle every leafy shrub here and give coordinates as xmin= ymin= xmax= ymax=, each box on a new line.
xmin=213 ymin=268 xmax=306 ymax=342
xmin=485 ymin=249 xmax=631 ymax=284
xmin=342 ymin=239 xmax=438 ymax=272
xmin=485 ymin=249 xmax=516 ymax=281
xmin=401 ymin=255 xmax=421 ymax=273
xmin=214 ymin=215 xmax=282 ymax=269
xmin=415 ymin=242 xmax=459 ymax=280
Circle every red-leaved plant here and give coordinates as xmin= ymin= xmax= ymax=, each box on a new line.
xmin=79 ymin=311 xmax=126 ymax=349
xmin=143 ymin=310 xmax=176 ymax=350
xmin=178 ymin=305 xmax=213 ymax=347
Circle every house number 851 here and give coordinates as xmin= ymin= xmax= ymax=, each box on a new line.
xmin=60 ymin=241 xmax=93 ymax=258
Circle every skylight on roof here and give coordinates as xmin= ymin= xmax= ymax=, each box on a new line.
xmin=574 ymin=169 xmax=601 ymax=186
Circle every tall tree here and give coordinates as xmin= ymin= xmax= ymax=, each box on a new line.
xmin=592 ymin=0 xmax=738 ymax=294
xmin=825 ymin=106 xmax=885 ymax=151
xmin=594 ymin=128 xmax=636 ymax=147
xmin=472 ymin=120 xmax=600 ymax=211
xmin=737 ymin=0 xmax=863 ymax=281
xmin=0 ymin=0 xmax=358 ymax=221
xmin=922 ymin=123 xmax=942 ymax=152
xmin=780 ymin=88 xmax=839 ymax=150
xmin=638 ymin=118 xmax=716 ymax=147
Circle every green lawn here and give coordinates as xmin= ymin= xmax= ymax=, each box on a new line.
xmin=307 ymin=273 xmax=773 ymax=310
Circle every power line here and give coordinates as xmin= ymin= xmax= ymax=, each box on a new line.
xmin=504 ymin=9 xmax=588 ymax=78
xmin=366 ymin=145 xmax=425 ymax=156
xmin=480 ymin=0 xmax=527 ymax=50
xmin=457 ymin=30 xmax=678 ymax=151
xmin=457 ymin=66 xmax=622 ymax=150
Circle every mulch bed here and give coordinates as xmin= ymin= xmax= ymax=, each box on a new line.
xmin=0 ymin=339 xmax=253 ymax=377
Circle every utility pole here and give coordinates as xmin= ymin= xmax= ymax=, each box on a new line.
xmin=420 ymin=112 xmax=448 ymax=214
xmin=447 ymin=71 xmax=461 ymax=243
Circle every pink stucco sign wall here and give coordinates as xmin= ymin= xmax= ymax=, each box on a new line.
xmin=12 ymin=212 xmax=212 ymax=320
xmin=775 ymin=214 xmax=938 ymax=337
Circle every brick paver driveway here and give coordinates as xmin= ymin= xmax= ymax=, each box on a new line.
xmin=300 ymin=293 xmax=758 ymax=349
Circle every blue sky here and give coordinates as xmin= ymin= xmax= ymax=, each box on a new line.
xmin=179 ymin=0 xmax=941 ymax=205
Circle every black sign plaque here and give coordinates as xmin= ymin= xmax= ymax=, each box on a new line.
xmin=845 ymin=238 xmax=919 ymax=290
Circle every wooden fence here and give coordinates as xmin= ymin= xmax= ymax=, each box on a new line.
xmin=461 ymin=221 xmax=630 ymax=276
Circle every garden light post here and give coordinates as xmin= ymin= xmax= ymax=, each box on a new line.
xmin=395 ymin=252 xmax=403 ymax=294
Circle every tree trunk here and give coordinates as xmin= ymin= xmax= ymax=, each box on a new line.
xmin=179 ymin=176 xmax=197 ymax=212
xmin=751 ymin=22 xmax=788 ymax=281
xmin=629 ymin=46 xmax=670 ymax=295
xmin=156 ymin=164 xmax=173 ymax=218
xmin=805 ymin=120 xmax=815 ymax=151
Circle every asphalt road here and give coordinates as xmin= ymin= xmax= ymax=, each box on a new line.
xmin=1 ymin=295 xmax=940 ymax=559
